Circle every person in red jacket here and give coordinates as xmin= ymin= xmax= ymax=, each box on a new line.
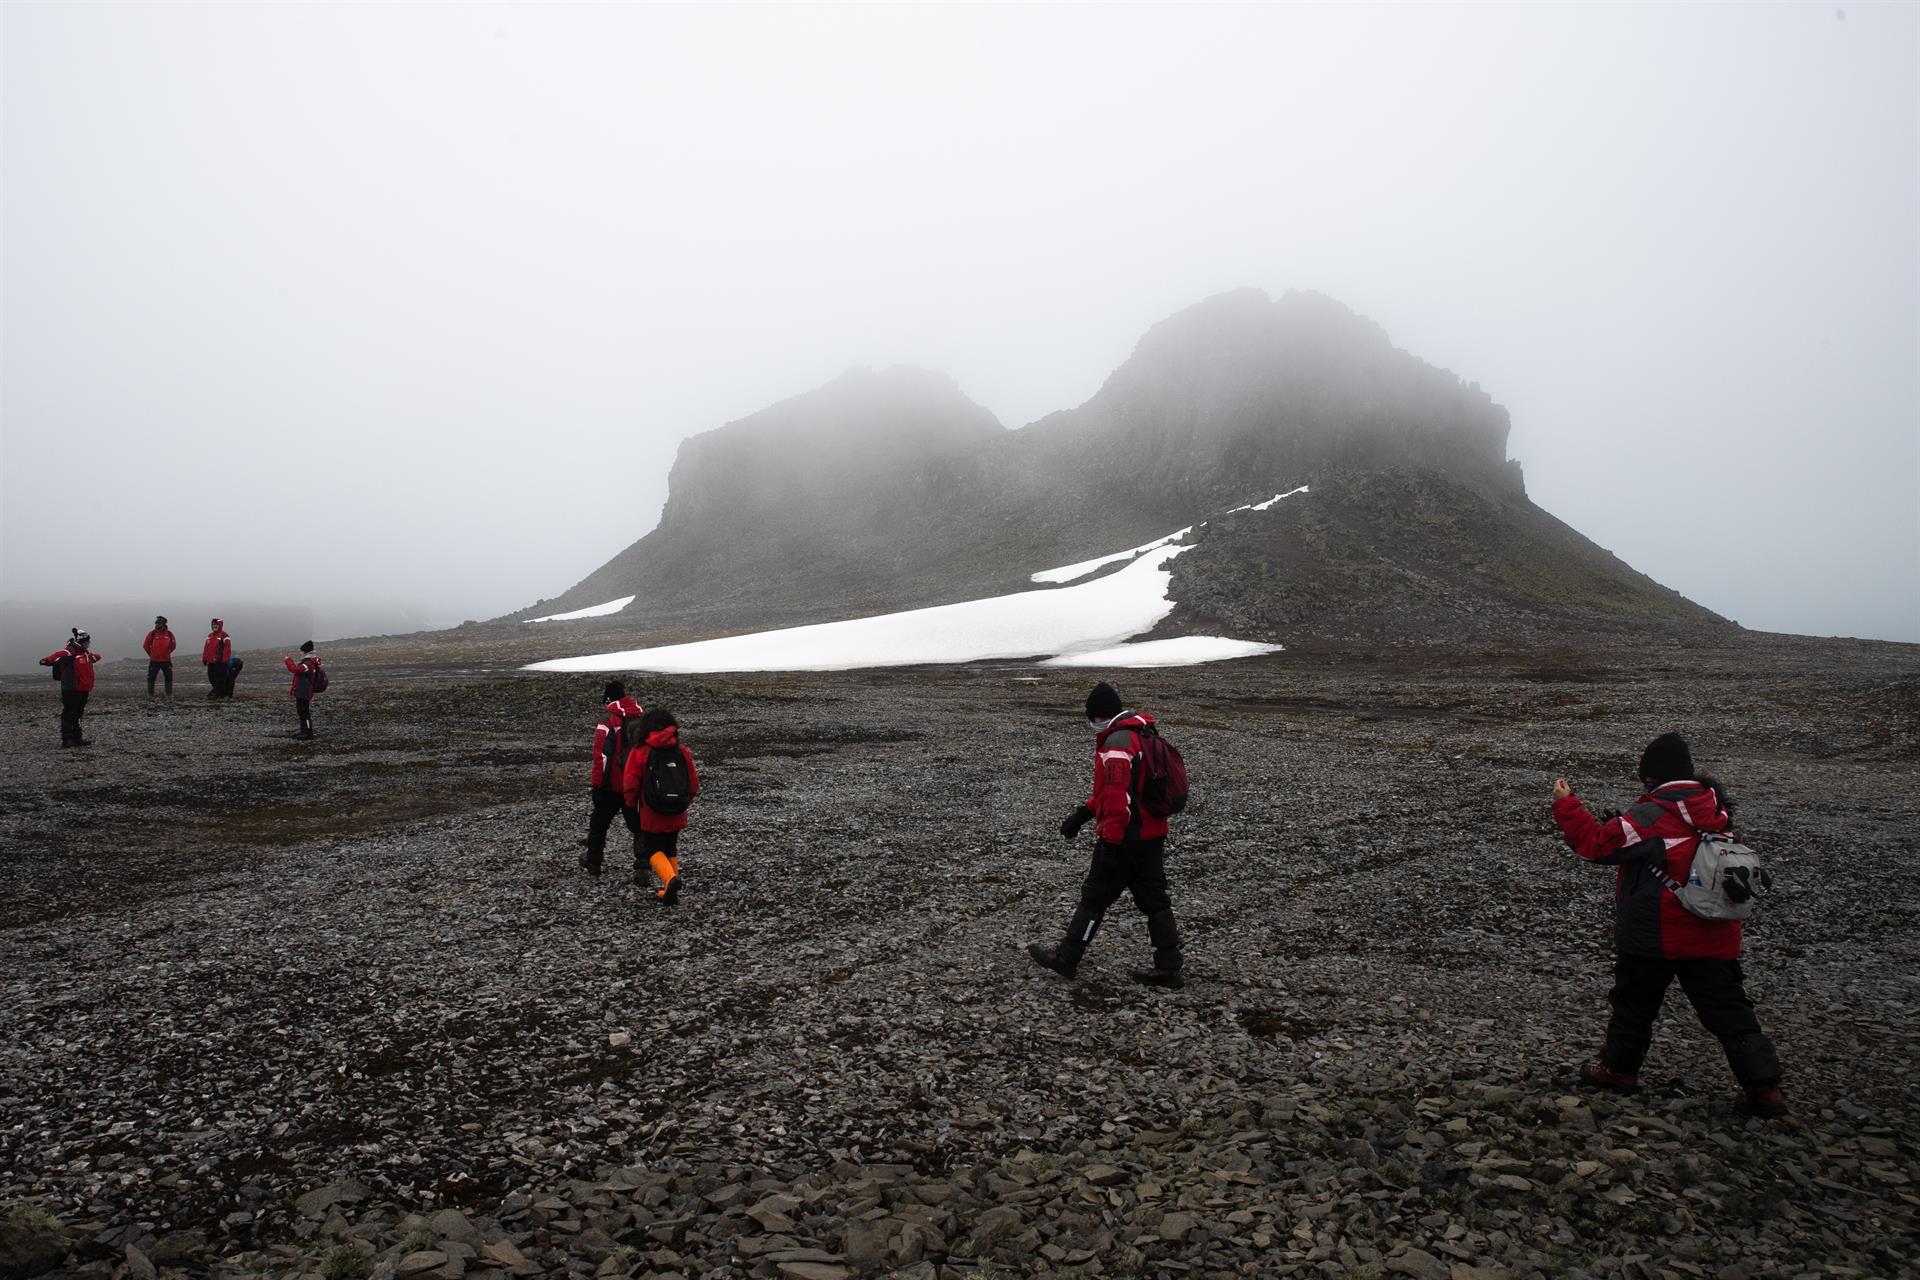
xmin=621 ymin=707 xmax=699 ymax=904
xmin=581 ymin=681 xmax=646 ymax=876
xmin=143 ymin=615 xmax=177 ymax=697
xmin=283 ymin=641 xmax=323 ymax=739
xmin=1029 ymin=681 xmax=1185 ymax=988
xmin=1553 ymin=732 xmax=1786 ymax=1117
xmin=40 ymin=628 xmax=102 ymax=747
xmin=203 ymin=619 xmax=233 ymax=698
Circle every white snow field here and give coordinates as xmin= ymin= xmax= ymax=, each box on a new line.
xmin=525 ymin=489 xmax=1305 ymax=674
xmin=1029 ymin=528 xmax=1194 ymax=585
xmin=527 ymin=595 xmax=635 ymax=623
xmin=1028 ymin=486 xmax=1308 ymax=584
xmin=1042 ymin=636 xmax=1281 ymax=667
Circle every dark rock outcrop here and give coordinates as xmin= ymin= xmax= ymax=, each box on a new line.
xmin=1164 ymin=467 xmax=1722 ymax=651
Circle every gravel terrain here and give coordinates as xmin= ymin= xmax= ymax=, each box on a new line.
xmin=2 ymin=636 xmax=1916 ymax=1279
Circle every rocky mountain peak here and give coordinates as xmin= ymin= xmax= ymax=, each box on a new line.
xmin=524 ymin=289 xmax=1711 ymax=649
xmin=657 ymin=364 xmax=1001 ymax=535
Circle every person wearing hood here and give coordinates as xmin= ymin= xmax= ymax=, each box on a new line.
xmin=203 ymin=619 xmax=233 ymax=698
xmin=143 ymin=615 xmax=177 ymax=697
xmin=39 ymin=628 xmax=102 ymax=748
xmin=621 ymin=707 xmax=699 ymax=904
xmin=582 ymin=680 xmax=646 ymax=876
xmin=283 ymin=641 xmax=323 ymax=739
xmin=1029 ymin=681 xmax=1186 ymax=989
xmin=1552 ymin=732 xmax=1788 ymax=1118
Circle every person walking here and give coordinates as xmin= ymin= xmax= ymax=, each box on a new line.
xmin=1552 ymin=732 xmax=1788 ymax=1117
xmin=143 ymin=615 xmax=177 ymax=697
xmin=581 ymin=681 xmax=646 ymax=876
xmin=621 ymin=707 xmax=699 ymax=904
xmin=1028 ymin=681 xmax=1186 ymax=988
xmin=283 ymin=641 xmax=323 ymax=738
xmin=39 ymin=628 xmax=102 ymax=748
xmin=203 ymin=619 xmax=233 ymax=698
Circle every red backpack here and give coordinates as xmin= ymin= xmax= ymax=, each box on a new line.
xmin=1134 ymin=723 xmax=1190 ymax=818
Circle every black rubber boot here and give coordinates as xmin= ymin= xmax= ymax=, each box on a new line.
xmin=1027 ymin=943 xmax=1077 ymax=978
xmin=1146 ymin=908 xmax=1183 ymax=972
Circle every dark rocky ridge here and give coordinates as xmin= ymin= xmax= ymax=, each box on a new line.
xmin=514 ymin=288 xmax=1699 ymax=655
xmin=1164 ymin=468 xmax=1724 ymax=652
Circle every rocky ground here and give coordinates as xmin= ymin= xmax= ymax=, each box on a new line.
xmin=2 ymin=635 xmax=1917 ymax=1280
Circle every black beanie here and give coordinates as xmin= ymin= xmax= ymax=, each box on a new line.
xmin=1085 ymin=681 xmax=1123 ymax=723
xmin=603 ymin=680 xmax=625 ymax=702
xmin=1639 ymin=733 xmax=1694 ymax=785
xmin=299 ymin=640 xmax=315 ymax=654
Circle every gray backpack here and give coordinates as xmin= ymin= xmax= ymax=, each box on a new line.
xmin=1656 ymin=833 xmax=1772 ymax=920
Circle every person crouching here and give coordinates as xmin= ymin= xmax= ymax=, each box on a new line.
xmin=621 ymin=707 xmax=699 ymax=905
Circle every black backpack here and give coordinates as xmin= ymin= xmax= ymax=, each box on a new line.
xmin=641 ymin=744 xmax=692 ymax=815
xmin=48 ymin=654 xmax=66 ymax=681
xmin=308 ymin=663 xmax=328 ymax=694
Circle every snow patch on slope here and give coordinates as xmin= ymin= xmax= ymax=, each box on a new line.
xmin=1044 ymin=637 xmax=1282 ymax=667
xmin=527 ymin=546 xmax=1278 ymax=673
xmin=528 ymin=596 xmax=636 ymax=623
xmin=1241 ymin=484 xmax=1310 ymax=512
xmin=1030 ymin=529 xmax=1192 ymax=585
xmin=1028 ymin=486 xmax=1309 ymax=585
xmin=527 ymin=486 xmax=1308 ymax=673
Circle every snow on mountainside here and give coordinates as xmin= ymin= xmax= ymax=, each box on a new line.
xmin=527 ymin=595 xmax=634 ymax=623
xmin=525 ymin=507 xmax=1285 ymax=674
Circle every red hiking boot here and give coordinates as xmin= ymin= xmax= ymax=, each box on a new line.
xmin=1577 ymin=1060 xmax=1641 ymax=1093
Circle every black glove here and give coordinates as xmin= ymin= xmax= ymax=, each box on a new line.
xmin=1060 ymin=805 xmax=1094 ymax=840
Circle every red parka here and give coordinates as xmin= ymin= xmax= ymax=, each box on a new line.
xmin=589 ymin=696 xmax=645 ymax=789
xmin=622 ymin=725 xmax=699 ymax=833
xmin=41 ymin=647 xmax=100 ymax=693
xmin=1088 ymin=710 xmax=1169 ymax=844
xmin=284 ymin=654 xmax=322 ymax=697
xmin=1554 ymin=780 xmax=1741 ymax=960
xmin=144 ymin=628 xmax=177 ymax=661
xmin=203 ymin=630 xmax=232 ymax=664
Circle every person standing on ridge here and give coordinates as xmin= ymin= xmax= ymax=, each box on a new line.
xmin=1029 ymin=681 xmax=1186 ymax=989
xmin=40 ymin=628 xmax=102 ymax=748
xmin=1552 ymin=732 xmax=1788 ymax=1118
xmin=283 ymin=641 xmax=323 ymax=739
xmin=143 ymin=615 xmax=177 ymax=697
xmin=621 ymin=707 xmax=699 ymax=904
xmin=582 ymin=680 xmax=645 ymax=876
xmin=203 ymin=618 xmax=233 ymax=698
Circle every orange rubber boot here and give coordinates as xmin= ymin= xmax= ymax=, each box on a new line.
xmin=649 ymin=852 xmax=674 ymax=896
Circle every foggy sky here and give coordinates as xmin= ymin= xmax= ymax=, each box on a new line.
xmin=4 ymin=2 xmax=1915 ymax=642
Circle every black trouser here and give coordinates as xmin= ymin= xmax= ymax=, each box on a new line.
xmin=60 ymin=689 xmax=89 ymax=744
xmin=147 ymin=661 xmax=173 ymax=694
xmin=296 ymin=697 xmax=312 ymax=733
xmin=1057 ymin=838 xmax=1182 ymax=971
xmin=1601 ymin=955 xmax=1783 ymax=1086
xmin=584 ymin=787 xmax=640 ymax=867
xmin=206 ymin=661 xmax=225 ymax=696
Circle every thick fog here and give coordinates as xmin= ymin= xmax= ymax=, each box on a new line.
xmin=3 ymin=3 xmax=1915 ymax=642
